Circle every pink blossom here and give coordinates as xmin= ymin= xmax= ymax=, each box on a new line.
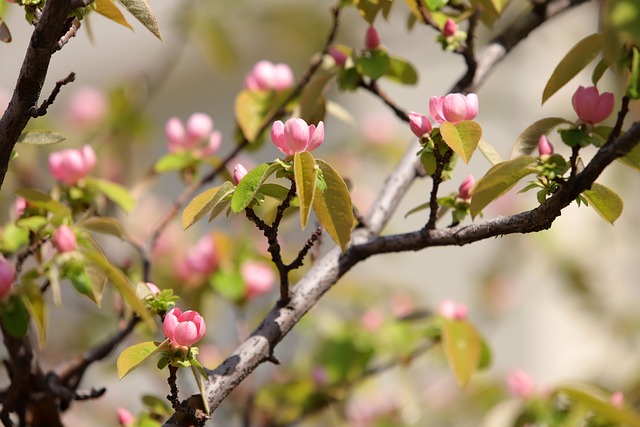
xmin=610 ymin=391 xmax=624 ymax=408
xmin=429 ymin=93 xmax=478 ymax=125
xmin=360 ymin=308 xmax=384 ymax=331
xmin=365 ymin=26 xmax=381 ymax=49
xmin=408 ymin=112 xmax=432 ymax=138
xmin=506 ymin=369 xmax=536 ymax=398
xmin=13 ymin=197 xmax=26 ymax=219
xmin=329 ymin=46 xmax=348 ymax=67
xmin=0 ymin=256 xmax=15 ymax=300
xmin=185 ymin=235 xmax=217 ymax=276
xmin=271 ymin=118 xmax=324 ymax=156
xmin=458 ymin=174 xmax=475 ymax=200
xmin=443 ymin=18 xmax=457 ymax=37
xmin=53 ymin=225 xmax=76 ymax=253
xmin=48 ymin=145 xmax=97 ymax=185
xmin=233 ymin=163 xmax=248 ymax=185
xmin=165 ymin=113 xmax=222 ymax=156
xmin=438 ymin=299 xmax=467 ymax=320
xmin=537 ymin=135 xmax=554 ymax=156
xmin=117 ymin=407 xmax=135 ymax=426
xmin=162 ymin=307 xmax=206 ymax=347
xmin=244 ymin=60 xmax=294 ymax=91
xmin=66 ymin=87 xmax=108 ymax=127
xmin=571 ymin=86 xmax=614 ymax=125
xmin=241 ymin=261 xmax=275 ymax=299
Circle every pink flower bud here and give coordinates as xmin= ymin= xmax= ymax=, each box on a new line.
xmin=66 ymin=87 xmax=108 ymax=127
xmin=443 ymin=18 xmax=457 ymax=37
xmin=0 ymin=256 xmax=15 ymax=300
xmin=48 ymin=145 xmax=97 ymax=185
xmin=506 ymin=369 xmax=536 ymax=398
xmin=145 ymin=282 xmax=160 ymax=295
xmin=13 ymin=197 xmax=26 ymax=218
xmin=53 ymin=225 xmax=76 ymax=253
xmin=610 ymin=391 xmax=624 ymax=408
xmin=365 ymin=26 xmax=381 ymax=49
xmin=117 ymin=407 xmax=135 ymax=427
xmin=438 ymin=299 xmax=467 ymax=320
xmin=458 ymin=174 xmax=475 ymax=200
xmin=200 ymin=131 xmax=222 ymax=156
xmin=162 ymin=307 xmax=206 ymax=347
xmin=571 ymin=86 xmax=614 ymax=125
xmin=408 ymin=112 xmax=432 ymax=138
xmin=429 ymin=93 xmax=479 ymax=125
xmin=360 ymin=308 xmax=384 ymax=331
xmin=537 ymin=135 xmax=554 ymax=156
xmin=185 ymin=235 xmax=217 ymax=276
xmin=165 ymin=117 xmax=187 ymax=153
xmin=241 ymin=261 xmax=275 ymax=299
xmin=233 ymin=163 xmax=248 ymax=185
xmin=244 ymin=60 xmax=294 ymax=91
xmin=329 ymin=46 xmax=348 ymax=67
xmin=186 ymin=113 xmax=214 ymax=142
xmin=271 ymin=118 xmax=324 ymax=156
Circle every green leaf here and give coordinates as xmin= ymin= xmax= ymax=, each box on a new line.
xmin=17 ymin=131 xmax=66 ymax=145
xmin=469 ymin=156 xmax=537 ymax=218
xmin=234 ymin=90 xmax=273 ymax=143
xmin=542 ymin=33 xmax=603 ymax=104
xmin=618 ymin=143 xmax=640 ymax=171
xmin=191 ymin=363 xmax=210 ymax=414
xmin=490 ymin=0 xmax=511 ymax=15
xmin=0 ymin=223 xmax=29 ymax=253
xmin=78 ymin=217 xmax=128 ymax=240
xmin=628 ymin=47 xmax=640 ymax=99
xmin=354 ymin=0 xmax=380 ymax=23
xmin=182 ymin=181 xmax=235 ymax=229
xmin=440 ymin=121 xmax=482 ymax=163
xmin=116 ymin=0 xmax=162 ymax=40
xmin=556 ymin=383 xmax=640 ymax=427
xmin=94 ymin=0 xmax=133 ymax=31
xmin=209 ymin=270 xmax=246 ymax=302
xmin=478 ymin=139 xmax=503 ymax=165
xmin=384 ymin=56 xmax=419 ymax=85
xmin=258 ymin=183 xmax=292 ymax=201
xmin=510 ymin=117 xmax=571 ymax=159
xmin=230 ymin=163 xmax=281 ymax=213
xmin=425 ymin=0 xmax=448 ymax=11
xmin=117 ymin=340 xmax=168 ymax=379
xmin=582 ymin=183 xmax=623 ymax=224
xmin=83 ymin=250 xmax=155 ymax=331
xmin=293 ymin=70 xmax=332 ymax=126
xmin=356 ymin=49 xmax=391 ymax=80
xmin=591 ymin=57 xmax=609 ymax=85
xmin=1 ymin=295 xmax=29 ymax=338
xmin=442 ymin=319 xmax=481 ymax=388
xmin=21 ymin=281 xmax=46 ymax=349
xmin=85 ymin=177 xmax=135 ymax=213
xmin=16 ymin=216 xmax=47 ymax=232
xmin=154 ymin=152 xmax=196 ymax=173
xmin=294 ymin=152 xmax=318 ymax=229
xmin=478 ymin=336 xmax=492 ymax=370
xmin=14 ymin=188 xmax=71 ymax=217
xmin=312 ymin=160 xmax=354 ymax=252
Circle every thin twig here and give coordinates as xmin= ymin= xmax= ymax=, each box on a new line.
xmin=30 ymin=72 xmax=76 ymax=118
xmin=426 ymin=148 xmax=453 ymax=229
xmin=358 ymin=79 xmax=410 ymax=122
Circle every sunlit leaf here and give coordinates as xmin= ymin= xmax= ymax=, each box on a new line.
xmin=85 ymin=177 xmax=136 ymax=213
xmin=294 ymin=152 xmax=318 ymax=229
xmin=469 ymin=156 xmax=537 ymax=218
xmin=116 ymin=0 xmax=162 ymax=40
xmin=542 ymin=33 xmax=603 ymax=104
xmin=95 ymin=0 xmax=133 ymax=31
xmin=312 ymin=160 xmax=353 ymax=252
xmin=442 ymin=319 xmax=481 ymax=388
xmin=293 ymin=70 xmax=332 ymax=126
xmin=582 ymin=183 xmax=623 ymax=224
xmin=354 ymin=0 xmax=380 ymax=23
xmin=510 ymin=117 xmax=571 ymax=159
xmin=231 ymin=163 xmax=282 ymax=213
xmin=182 ymin=181 xmax=235 ymax=229
xmin=556 ymin=383 xmax=640 ymax=426
xmin=618 ymin=143 xmax=640 ymax=171
xmin=191 ymin=363 xmax=210 ymax=414
xmin=440 ymin=121 xmax=482 ymax=163
xmin=154 ymin=152 xmax=195 ymax=173
xmin=14 ymin=188 xmax=71 ymax=217
xmin=17 ymin=131 xmax=66 ymax=145
xmin=235 ymin=90 xmax=273 ymax=143
xmin=478 ymin=139 xmax=503 ymax=165
xmin=117 ymin=340 xmax=167 ymax=379
xmin=79 ymin=217 xmax=128 ymax=240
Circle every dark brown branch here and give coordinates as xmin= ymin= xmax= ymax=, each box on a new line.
xmin=287 ymin=226 xmax=322 ymax=270
xmin=359 ymin=79 xmax=410 ymax=122
xmin=30 ymin=72 xmax=76 ymax=118
xmin=426 ymin=147 xmax=453 ymax=229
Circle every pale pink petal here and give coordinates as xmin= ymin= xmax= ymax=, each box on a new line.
xmin=284 ymin=118 xmax=310 ymax=153
xmin=306 ymin=121 xmax=324 ymax=152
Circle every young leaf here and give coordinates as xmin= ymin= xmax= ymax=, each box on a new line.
xmin=258 ymin=183 xmax=292 ymax=201
xmin=312 ymin=160 xmax=354 ymax=252
xmin=510 ymin=117 xmax=571 ymax=159
xmin=20 ymin=281 xmax=46 ymax=349
xmin=591 ymin=57 xmax=609 ymax=85
xmin=356 ymin=49 xmax=391 ymax=80
xmin=354 ymin=0 xmax=380 ymax=23
xmin=78 ymin=217 xmax=128 ymax=240
xmin=542 ymin=33 xmax=603 ymax=104
xmin=556 ymin=383 xmax=640 ymax=427
xmin=294 ymin=152 xmax=318 ymax=229
xmin=85 ymin=177 xmax=136 ymax=213
xmin=191 ymin=363 xmax=211 ymax=414
xmin=478 ymin=139 xmax=503 ymax=165
xmin=116 ymin=0 xmax=162 ymax=40
xmin=582 ymin=183 xmax=623 ymax=224
xmin=94 ymin=0 xmax=133 ymax=31
xmin=1 ymin=296 xmax=29 ymax=338
xmin=15 ymin=188 xmax=71 ymax=217
xmin=618 ymin=143 xmax=640 ymax=171
xmin=182 ymin=181 xmax=235 ymax=229
xmin=117 ymin=340 xmax=168 ymax=379
xmin=154 ymin=152 xmax=195 ymax=173
xmin=442 ymin=319 xmax=481 ymax=388
xmin=231 ymin=163 xmax=281 ymax=213
xmin=294 ymin=70 xmax=332 ymax=126
xmin=234 ymin=90 xmax=272 ymax=143
xmin=469 ymin=156 xmax=537 ymax=218
xmin=17 ymin=131 xmax=66 ymax=145
xmin=384 ymin=56 xmax=418 ymax=85
xmin=440 ymin=121 xmax=482 ymax=163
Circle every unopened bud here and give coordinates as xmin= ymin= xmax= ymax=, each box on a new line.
xmin=365 ymin=26 xmax=381 ymax=50
xmin=443 ymin=18 xmax=457 ymax=37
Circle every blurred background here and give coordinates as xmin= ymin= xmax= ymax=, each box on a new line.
xmin=2 ymin=0 xmax=640 ymax=426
